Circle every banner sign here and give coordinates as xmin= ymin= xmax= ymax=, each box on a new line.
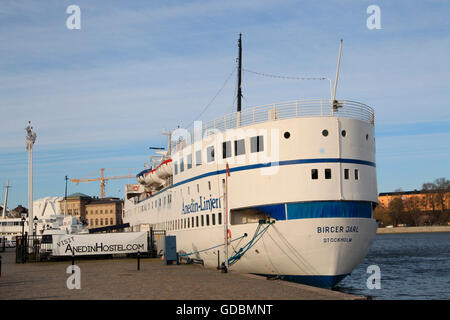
xmin=52 ymin=232 xmax=147 ymax=256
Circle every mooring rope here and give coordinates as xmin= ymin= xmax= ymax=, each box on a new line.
xmin=179 ymin=233 xmax=247 ymax=257
xmin=227 ymin=220 xmax=274 ymax=266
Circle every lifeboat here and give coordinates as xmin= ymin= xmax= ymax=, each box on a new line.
xmin=155 ymin=159 xmax=173 ymax=179
xmin=136 ymin=158 xmax=173 ymax=188
xmin=144 ymin=169 xmax=165 ymax=187
xmin=136 ymin=168 xmax=151 ymax=185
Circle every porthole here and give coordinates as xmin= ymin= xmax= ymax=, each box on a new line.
xmin=341 ymin=130 xmax=346 ymax=137
xmin=322 ymin=129 xmax=328 ymax=137
xmin=284 ymin=131 xmax=291 ymax=139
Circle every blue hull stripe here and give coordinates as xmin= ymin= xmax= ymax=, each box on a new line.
xmin=172 ymin=157 xmax=375 ymax=188
xmin=287 ymin=201 xmax=372 ymax=220
xmin=245 ymin=201 xmax=372 ymax=220
xmin=257 ymin=273 xmax=349 ymax=288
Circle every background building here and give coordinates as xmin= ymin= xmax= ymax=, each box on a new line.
xmin=58 ymin=193 xmax=123 ymax=229
xmin=378 ymin=190 xmax=450 ymax=213
xmin=376 ymin=188 xmax=449 ymax=227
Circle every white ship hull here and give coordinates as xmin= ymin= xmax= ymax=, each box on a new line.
xmin=174 ymin=217 xmax=377 ymax=287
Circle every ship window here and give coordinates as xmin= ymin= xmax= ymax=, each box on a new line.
xmin=322 ymin=129 xmax=328 ymax=137
xmin=188 ymin=218 xmax=190 ymax=228
xmin=222 ymin=141 xmax=232 ymax=159
xmin=207 ymin=146 xmax=215 ymax=162
xmin=187 ymin=154 xmax=192 ymax=169
xmin=355 ymin=169 xmax=359 ymax=180
xmin=197 ymin=184 xmax=200 ymax=193
xmin=212 ymin=213 xmax=216 ymax=225
xmin=208 ymin=181 xmax=211 ymax=191
xmin=284 ymin=131 xmax=291 ymax=139
xmin=344 ymin=168 xmax=349 ymax=180
xmin=206 ymin=214 xmax=210 ymax=226
xmin=191 ymin=217 xmax=194 ymax=228
xmin=218 ymin=212 xmax=222 ymax=225
xmin=174 ymin=161 xmax=178 ymax=175
xmin=201 ymin=215 xmax=204 ymax=227
xmin=196 ymin=216 xmax=199 ymax=227
xmin=184 ymin=218 xmax=186 ymax=229
xmin=311 ymin=169 xmax=318 ymax=180
xmin=235 ymin=139 xmax=245 ymax=156
xmin=341 ymin=130 xmax=346 ymax=137
xmin=196 ymin=150 xmax=202 ymax=166
xmin=325 ymin=168 xmax=332 ymax=179
xmin=250 ymin=136 xmax=264 ymax=153
xmin=180 ymin=158 xmax=185 ymax=172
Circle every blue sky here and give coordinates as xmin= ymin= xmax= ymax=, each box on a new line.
xmin=0 ymin=0 xmax=449 ymax=209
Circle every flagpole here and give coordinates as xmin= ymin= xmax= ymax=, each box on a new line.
xmin=224 ymin=163 xmax=230 ymax=272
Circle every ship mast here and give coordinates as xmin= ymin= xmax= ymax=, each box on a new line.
xmin=237 ymin=33 xmax=242 ymax=113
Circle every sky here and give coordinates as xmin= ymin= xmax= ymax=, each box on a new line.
xmin=0 ymin=0 xmax=449 ymax=210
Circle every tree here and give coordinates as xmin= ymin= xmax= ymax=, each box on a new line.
xmin=422 ymin=182 xmax=438 ymax=213
xmin=388 ymin=197 xmax=404 ymax=226
xmin=434 ymin=178 xmax=449 ymax=213
xmin=374 ymin=206 xmax=391 ymax=227
xmin=422 ymin=178 xmax=449 ymax=225
xmin=403 ymin=196 xmax=422 ymax=226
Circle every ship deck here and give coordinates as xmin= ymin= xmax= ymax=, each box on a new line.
xmin=173 ymin=99 xmax=374 ymax=150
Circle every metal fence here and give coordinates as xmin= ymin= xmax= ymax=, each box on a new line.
xmin=149 ymin=229 xmax=166 ymax=258
xmin=15 ymin=231 xmax=166 ymax=262
xmin=0 ymin=237 xmax=6 ymax=252
xmin=15 ymin=235 xmax=53 ymax=263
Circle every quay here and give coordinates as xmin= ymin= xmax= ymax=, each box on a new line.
xmin=376 ymin=226 xmax=450 ymax=234
xmin=0 ymin=249 xmax=363 ymax=300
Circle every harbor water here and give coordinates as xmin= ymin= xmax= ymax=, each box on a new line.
xmin=334 ymin=232 xmax=450 ymax=300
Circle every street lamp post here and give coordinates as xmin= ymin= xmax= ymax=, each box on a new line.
xmin=64 ymin=175 xmax=69 ymax=217
xmin=21 ymin=216 xmax=25 ymax=238
xmin=33 ymin=216 xmax=38 ymax=236
xmin=25 ymin=121 xmax=36 ymax=237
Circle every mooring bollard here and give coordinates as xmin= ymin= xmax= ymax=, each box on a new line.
xmin=137 ymin=251 xmax=140 ymax=271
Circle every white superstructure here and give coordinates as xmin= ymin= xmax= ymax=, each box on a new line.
xmin=123 ymin=98 xmax=378 ymax=288
xmin=0 ymin=196 xmax=86 ymax=240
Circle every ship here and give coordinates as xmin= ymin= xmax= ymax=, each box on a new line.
xmin=123 ymin=36 xmax=378 ymax=288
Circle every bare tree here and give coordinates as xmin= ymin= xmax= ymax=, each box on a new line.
xmin=388 ymin=197 xmax=404 ymax=226
xmin=434 ymin=178 xmax=449 ymax=212
xmin=404 ymin=196 xmax=422 ymax=226
xmin=422 ymin=182 xmax=438 ymax=214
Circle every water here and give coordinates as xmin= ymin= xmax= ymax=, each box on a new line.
xmin=334 ymin=232 xmax=450 ymax=300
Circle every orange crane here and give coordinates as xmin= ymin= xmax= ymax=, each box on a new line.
xmin=71 ymin=168 xmax=135 ymax=198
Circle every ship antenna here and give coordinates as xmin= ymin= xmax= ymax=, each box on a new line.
xmin=237 ymin=33 xmax=243 ymax=113
xmin=332 ymin=39 xmax=343 ymax=112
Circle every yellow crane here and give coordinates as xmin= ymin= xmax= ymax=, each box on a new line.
xmin=71 ymin=168 xmax=135 ymax=198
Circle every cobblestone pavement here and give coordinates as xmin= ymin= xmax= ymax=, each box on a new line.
xmin=0 ymin=249 xmax=363 ymax=300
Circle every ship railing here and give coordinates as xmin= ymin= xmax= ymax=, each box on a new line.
xmin=173 ymin=99 xmax=374 ymax=150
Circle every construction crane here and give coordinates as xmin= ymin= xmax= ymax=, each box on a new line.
xmin=71 ymin=168 xmax=135 ymax=198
